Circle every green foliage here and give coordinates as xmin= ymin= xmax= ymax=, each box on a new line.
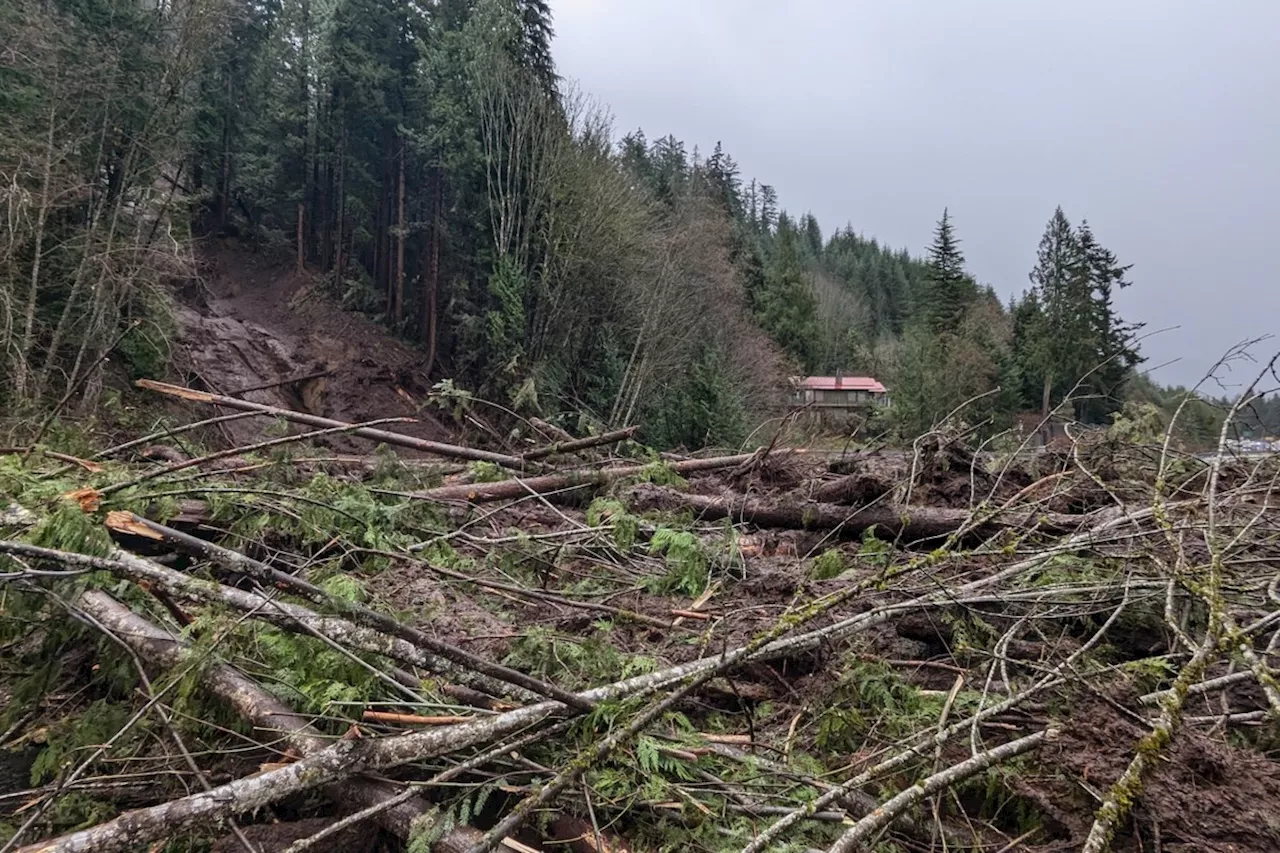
xmin=318 ymin=572 xmax=367 ymax=603
xmin=810 ymin=548 xmax=846 ymax=580
xmin=749 ymin=222 xmax=819 ymax=370
xmin=944 ymin=612 xmax=1000 ymax=657
xmin=503 ymin=624 xmax=655 ymax=691
xmin=112 ymin=290 xmax=176 ymax=381
xmin=1011 ymin=209 xmax=1142 ymax=422
xmin=467 ymin=461 xmax=506 ymax=484
xmin=212 ymin=473 xmax=443 ymax=555
xmin=815 ymin=658 xmax=928 ymax=752
xmin=586 ymin=498 xmax=639 ymax=551
xmin=857 ymin=525 xmax=894 ymax=568
xmin=922 ymin=208 xmax=976 ymax=335
xmin=29 ymin=500 xmax=112 ymax=556
xmin=642 ymin=342 xmax=749 ymax=451
xmin=1118 ymin=656 xmax=1177 ymax=693
xmin=254 ymin=625 xmax=382 ymax=715
xmin=646 ymin=527 xmax=709 ymax=597
xmin=29 ymin=701 xmax=140 ymax=785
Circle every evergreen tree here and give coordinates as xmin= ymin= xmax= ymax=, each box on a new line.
xmin=1017 ymin=208 xmax=1141 ymax=422
xmin=801 ymin=212 xmax=823 ymax=259
xmin=751 ymin=221 xmax=818 ymax=370
xmin=922 ymin=208 xmax=974 ymax=334
xmin=1076 ymin=220 xmax=1143 ymax=422
xmin=1025 ymin=206 xmax=1088 ymax=414
xmin=704 ymin=141 xmax=741 ymax=215
xmin=758 ymin=184 xmax=778 ymax=234
xmin=514 ymin=0 xmax=556 ymax=94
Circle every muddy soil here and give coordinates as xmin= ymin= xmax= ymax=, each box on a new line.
xmin=173 ymin=241 xmax=450 ymax=449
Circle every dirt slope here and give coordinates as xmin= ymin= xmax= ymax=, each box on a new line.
xmin=172 ymin=242 xmax=450 ymax=448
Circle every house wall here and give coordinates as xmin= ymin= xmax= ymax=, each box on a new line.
xmin=791 ymin=388 xmax=885 ymax=408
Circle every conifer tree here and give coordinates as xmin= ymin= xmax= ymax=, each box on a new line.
xmin=922 ymin=208 xmax=973 ymax=334
xmin=759 ymin=184 xmax=778 ymax=234
xmin=1076 ymin=220 xmax=1143 ymax=422
xmin=1026 ymin=206 xmax=1087 ymax=413
xmin=751 ymin=221 xmax=818 ymax=370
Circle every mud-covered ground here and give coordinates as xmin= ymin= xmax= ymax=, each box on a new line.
xmin=173 ymin=242 xmax=451 ymax=448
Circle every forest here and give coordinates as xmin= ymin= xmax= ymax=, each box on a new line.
xmin=3 ymin=0 xmax=1265 ymax=448
xmin=4 ymin=1 xmax=1280 ymax=853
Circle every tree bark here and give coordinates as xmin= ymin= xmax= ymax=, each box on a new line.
xmin=622 ymin=485 xmax=1085 ymax=539
xmin=69 ymin=590 xmax=464 ymax=848
xmin=421 ymin=165 xmax=442 ymax=374
xmin=411 ymin=452 xmax=756 ymax=504
xmin=15 ymin=93 xmax=58 ymax=401
xmin=135 ymin=379 xmax=540 ymax=472
xmin=395 ymin=138 xmax=406 ymax=326
xmin=295 ymin=202 xmax=305 ymax=273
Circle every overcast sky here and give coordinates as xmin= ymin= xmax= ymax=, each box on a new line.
xmin=552 ymin=0 xmax=1280 ymax=392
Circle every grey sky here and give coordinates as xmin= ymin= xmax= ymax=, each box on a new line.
xmin=552 ymin=0 xmax=1280 ymax=393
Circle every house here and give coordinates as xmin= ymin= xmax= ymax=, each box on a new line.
xmin=790 ymin=374 xmax=889 ymax=411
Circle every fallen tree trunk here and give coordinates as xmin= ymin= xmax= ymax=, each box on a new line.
xmin=623 ymin=484 xmax=1087 ymax=539
xmin=520 ymin=425 xmax=638 ymax=462
xmin=413 ymin=452 xmax=760 ymax=504
xmin=70 ymin=589 xmax=470 ymax=848
xmin=809 ymin=471 xmax=898 ymax=505
xmin=135 ymin=379 xmax=538 ymax=472
xmin=88 ymin=538 xmax=541 ymax=703
xmin=104 ymin=512 xmax=582 ymax=708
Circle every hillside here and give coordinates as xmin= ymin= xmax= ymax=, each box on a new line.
xmin=174 ymin=243 xmax=452 ymax=448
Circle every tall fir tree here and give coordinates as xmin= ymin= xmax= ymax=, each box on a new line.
xmin=922 ymin=208 xmax=973 ymax=334
xmin=1076 ymin=220 xmax=1143 ymax=422
xmin=1026 ymin=206 xmax=1088 ymax=414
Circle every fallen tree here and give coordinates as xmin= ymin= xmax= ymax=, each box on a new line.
xmin=102 ymin=512 xmax=581 ymax=708
xmin=622 ymin=483 xmax=1089 ymax=539
xmin=410 ymin=452 xmax=760 ymax=504
xmin=135 ymin=379 xmax=540 ymax=472
xmin=69 ymin=589 xmax=471 ymax=845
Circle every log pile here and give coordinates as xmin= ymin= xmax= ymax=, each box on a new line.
xmin=2 ymin=380 xmax=1280 ymax=853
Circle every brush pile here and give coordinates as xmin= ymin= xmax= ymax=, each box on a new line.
xmin=3 ymin=380 xmax=1280 ymax=853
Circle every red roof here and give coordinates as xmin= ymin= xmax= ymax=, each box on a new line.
xmin=793 ymin=376 xmax=887 ymax=393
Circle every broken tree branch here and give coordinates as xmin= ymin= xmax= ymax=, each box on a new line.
xmin=412 ymin=453 xmax=759 ymax=504
xmin=135 ymin=379 xmax=539 ymax=471
xmin=825 ymin=729 xmax=1055 ymax=853
xmin=520 ymin=425 xmax=638 ymax=461
xmin=101 ymin=514 xmax=580 ymax=707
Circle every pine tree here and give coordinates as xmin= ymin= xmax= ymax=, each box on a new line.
xmin=752 ymin=221 xmax=818 ymax=370
xmin=801 ymin=212 xmax=823 ymax=259
xmin=1076 ymin=220 xmax=1143 ymax=423
xmin=1026 ymin=206 xmax=1088 ymax=414
xmin=758 ymin=184 xmax=778 ymax=234
xmin=704 ymin=141 xmax=741 ymax=215
xmin=922 ymin=208 xmax=973 ymax=334
xmin=514 ymin=0 xmax=556 ymax=94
